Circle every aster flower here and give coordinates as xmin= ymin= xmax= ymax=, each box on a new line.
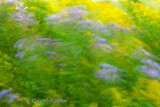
xmin=0 ymin=90 xmax=11 ymax=99
xmin=96 ymin=70 xmax=108 ymax=79
xmin=147 ymin=69 xmax=160 ymax=78
xmin=71 ymin=11 xmax=88 ymax=19
xmin=91 ymin=33 xmax=99 ymax=37
xmin=141 ymin=65 xmax=149 ymax=72
xmin=109 ymin=22 xmax=120 ymax=28
xmin=46 ymin=5 xmax=88 ymax=25
xmin=13 ymin=11 xmax=36 ymax=26
xmin=45 ymin=14 xmax=63 ymax=23
xmin=7 ymin=94 xmax=19 ymax=104
xmin=64 ymin=5 xmax=87 ymax=17
xmin=46 ymin=51 xmax=56 ymax=56
xmin=99 ymin=63 xmax=112 ymax=69
xmin=64 ymin=6 xmax=88 ymax=19
xmin=96 ymin=63 xmax=121 ymax=81
xmin=77 ymin=20 xmax=95 ymax=28
xmin=6 ymin=0 xmax=17 ymax=5
xmin=91 ymin=24 xmax=108 ymax=33
xmin=14 ymin=39 xmax=26 ymax=49
xmin=141 ymin=59 xmax=160 ymax=70
xmin=45 ymin=51 xmax=57 ymax=59
xmin=97 ymin=43 xmax=113 ymax=52
xmin=131 ymin=25 xmax=137 ymax=30
xmin=139 ymin=59 xmax=160 ymax=78
xmin=109 ymin=22 xmax=130 ymax=31
xmin=95 ymin=37 xmax=107 ymax=43
xmin=64 ymin=5 xmax=86 ymax=13
xmin=15 ymin=51 xmax=25 ymax=58
xmin=59 ymin=18 xmax=73 ymax=23
xmin=38 ymin=38 xmax=58 ymax=44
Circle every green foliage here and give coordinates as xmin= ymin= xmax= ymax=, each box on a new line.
xmin=0 ymin=0 xmax=160 ymax=107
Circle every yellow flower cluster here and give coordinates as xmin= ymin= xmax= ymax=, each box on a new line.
xmin=94 ymin=2 xmax=133 ymax=26
xmin=132 ymin=78 xmax=160 ymax=106
xmin=111 ymin=37 xmax=149 ymax=57
xmin=0 ymin=52 xmax=12 ymax=71
xmin=101 ymin=87 xmax=130 ymax=106
xmin=46 ymin=0 xmax=133 ymax=26
xmin=57 ymin=0 xmax=93 ymax=7
xmin=132 ymin=2 xmax=160 ymax=23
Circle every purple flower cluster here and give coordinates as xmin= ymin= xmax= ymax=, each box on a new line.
xmin=64 ymin=5 xmax=88 ymax=19
xmin=95 ymin=63 xmax=121 ymax=81
xmin=9 ymin=1 xmax=36 ymax=26
xmin=14 ymin=36 xmax=58 ymax=59
xmin=91 ymin=24 xmax=108 ymax=33
xmin=46 ymin=5 xmax=139 ymax=54
xmin=13 ymin=12 xmax=36 ymax=26
xmin=6 ymin=0 xmax=17 ymax=5
xmin=1 ymin=0 xmax=35 ymax=26
xmin=0 ymin=89 xmax=19 ymax=104
xmin=0 ymin=90 xmax=11 ymax=99
xmin=46 ymin=5 xmax=88 ymax=25
xmin=46 ymin=5 xmax=133 ymax=36
xmin=142 ymin=59 xmax=160 ymax=70
xmin=108 ymin=22 xmax=132 ymax=32
xmin=140 ymin=59 xmax=160 ymax=78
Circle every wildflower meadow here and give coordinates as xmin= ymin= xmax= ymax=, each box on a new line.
xmin=0 ymin=0 xmax=160 ymax=107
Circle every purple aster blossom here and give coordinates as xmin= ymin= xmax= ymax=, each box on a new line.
xmin=141 ymin=65 xmax=149 ymax=72
xmin=109 ymin=22 xmax=130 ymax=31
xmin=37 ymin=38 xmax=58 ymax=46
xmin=46 ymin=51 xmax=56 ymax=56
xmin=69 ymin=10 xmax=88 ymax=19
xmin=155 ymin=63 xmax=160 ymax=71
xmin=0 ymin=90 xmax=11 ymax=99
xmin=46 ymin=14 xmax=62 ymax=20
xmin=15 ymin=51 xmax=25 ymax=58
xmin=64 ymin=5 xmax=87 ymax=14
xmin=6 ymin=0 xmax=17 ymax=5
xmin=147 ymin=69 xmax=160 ymax=78
xmin=57 ymin=63 xmax=66 ymax=67
xmin=95 ymin=37 xmax=107 ymax=43
xmin=131 ymin=25 xmax=137 ymax=30
xmin=96 ymin=69 xmax=118 ymax=80
xmin=91 ymin=33 xmax=99 ymax=37
xmin=91 ymin=24 xmax=108 ymax=33
xmin=46 ymin=51 xmax=57 ymax=59
xmin=99 ymin=63 xmax=112 ymax=69
xmin=14 ymin=39 xmax=26 ymax=49
xmin=45 ymin=14 xmax=63 ymax=24
xmin=7 ymin=94 xmax=19 ymax=104
xmin=96 ymin=63 xmax=120 ymax=81
xmin=59 ymin=18 xmax=73 ymax=23
xmin=97 ymin=43 xmax=113 ymax=52
xmin=64 ymin=6 xmax=88 ymax=17
xmin=109 ymin=22 xmax=120 ymax=29
xmin=96 ymin=70 xmax=108 ymax=79
xmin=77 ymin=20 xmax=95 ymax=28
xmin=38 ymin=38 xmax=58 ymax=43
xmin=137 ymin=47 xmax=153 ymax=58
xmin=141 ymin=59 xmax=153 ymax=66
xmin=46 ymin=5 xmax=88 ymax=24
xmin=13 ymin=12 xmax=36 ymax=26
xmin=141 ymin=59 xmax=160 ymax=70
